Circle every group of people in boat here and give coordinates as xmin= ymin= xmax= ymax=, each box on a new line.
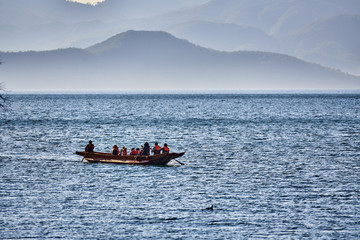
xmin=111 ymin=142 xmax=170 ymax=156
xmin=85 ymin=140 xmax=169 ymax=156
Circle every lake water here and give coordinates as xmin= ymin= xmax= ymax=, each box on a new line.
xmin=1 ymin=93 xmax=360 ymax=239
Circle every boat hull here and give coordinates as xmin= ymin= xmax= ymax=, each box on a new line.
xmin=75 ymin=151 xmax=185 ymax=165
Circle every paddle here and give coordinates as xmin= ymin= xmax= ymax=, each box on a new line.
xmin=81 ymin=152 xmax=87 ymax=162
xmin=175 ymin=159 xmax=185 ymax=165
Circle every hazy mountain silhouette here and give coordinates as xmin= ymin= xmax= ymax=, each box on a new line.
xmin=1 ymin=31 xmax=359 ymax=91
xmin=0 ymin=0 xmax=208 ymax=51
xmin=166 ymin=21 xmax=283 ymax=53
xmin=1 ymin=0 xmax=359 ymax=75
xmin=134 ymin=0 xmax=360 ymax=74
xmin=0 ymin=0 xmax=110 ymax=51
xmin=153 ymin=0 xmax=360 ymax=37
xmin=283 ymin=14 xmax=360 ymax=74
xmin=289 ymin=15 xmax=360 ymax=55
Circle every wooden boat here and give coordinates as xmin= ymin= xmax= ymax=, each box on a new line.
xmin=75 ymin=151 xmax=185 ymax=165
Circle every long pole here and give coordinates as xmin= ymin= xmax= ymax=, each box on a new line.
xmin=81 ymin=152 xmax=87 ymax=162
xmin=175 ymin=159 xmax=185 ymax=165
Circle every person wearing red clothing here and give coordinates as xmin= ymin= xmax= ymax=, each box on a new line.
xmin=161 ymin=143 xmax=169 ymax=153
xmin=152 ymin=142 xmax=162 ymax=155
xmin=130 ymin=148 xmax=137 ymax=155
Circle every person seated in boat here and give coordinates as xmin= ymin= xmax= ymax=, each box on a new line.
xmin=161 ymin=143 xmax=170 ymax=154
xmin=130 ymin=148 xmax=137 ymax=155
xmin=85 ymin=140 xmax=94 ymax=152
xmin=112 ymin=145 xmax=119 ymax=155
xmin=152 ymin=142 xmax=162 ymax=155
xmin=141 ymin=142 xmax=150 ymax=156
xmin=120 ymin=146 xmax=127 ymax=156
xmin=136 ymin=148 xmax=141 ymax=155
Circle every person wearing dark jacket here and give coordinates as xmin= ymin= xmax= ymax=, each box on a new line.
xmin=141 ymin=142 xmax=150 ymax=156
xmin=85 ymin=140 xmax=94 ymax=152
xmin=112 ymin=145 xmax=119 ymax=155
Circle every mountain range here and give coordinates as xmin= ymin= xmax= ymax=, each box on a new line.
xmin=284 ymin=14 xmax=360 ymax=74
xmin=1 ymin=0 xmax=360 ymax=91
xmin=1 ymin=0 xmax=359 ymax=76
xmin=1 ymin=30 xmax=359 ymax=91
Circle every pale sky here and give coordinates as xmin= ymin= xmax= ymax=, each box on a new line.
xmin=67 ymin=0 xmax=105 ymax=5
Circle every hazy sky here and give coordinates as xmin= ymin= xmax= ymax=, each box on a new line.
xmin=68 ymin=0 xmax=104 ymax=5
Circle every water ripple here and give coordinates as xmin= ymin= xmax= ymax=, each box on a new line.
xmin=1 ymin=94 xmax=360 ymax=239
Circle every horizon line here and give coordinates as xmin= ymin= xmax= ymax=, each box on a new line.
xmin=5 ymin=89 xmax=360 ymax=95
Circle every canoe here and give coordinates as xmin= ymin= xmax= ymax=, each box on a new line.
xmin=75 ymin=151 xmax=185 ymax=165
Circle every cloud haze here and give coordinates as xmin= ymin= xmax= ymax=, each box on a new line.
xmin=67 ymin=0 xmax=104 ymax=5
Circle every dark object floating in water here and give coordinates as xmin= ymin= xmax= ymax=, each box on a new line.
xmin=205 ymin=205 xmax=214 ymax=210
xmin=75 ymin=151 xmax=185 ymax=166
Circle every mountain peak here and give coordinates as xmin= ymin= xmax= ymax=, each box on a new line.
xmin=86 ymin=30 xmax=197 ymax=56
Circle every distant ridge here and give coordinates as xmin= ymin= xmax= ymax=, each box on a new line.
xmin=86 ymin=30 xmax=200 ymax=56
xmin=1 ymin=0 xmax=360 ymax=75
xmin=285 ymin=14 xmax=360 ymax=73
xmin=166 ymin=20 xmax=281 ymax=52
xmin=1 ymin=30 xmax=359 ymax=91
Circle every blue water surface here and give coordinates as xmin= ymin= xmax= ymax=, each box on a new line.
xmin=1 ymin=93 xmax=360 ymax=239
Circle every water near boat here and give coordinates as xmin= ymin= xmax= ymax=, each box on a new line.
xmin=1 ymin=93 xmax=359 ymax=239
